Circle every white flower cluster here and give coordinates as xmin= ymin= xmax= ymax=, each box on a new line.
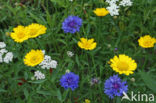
xmin=39 ymin=51 xmax=58 ymax=69
xmin=119 ymin=0 xmax=133 ymax=7
xmin=0 ymin=42 xmax=13 ymax=63
xmin=34 ymin=71 xmax=45 ymax=80
xmin=106 ymin=0 xmax=133 ymax=16
xmin=67 ymin=51 xmax=74 ymax=57
xmin=0 ymin=42 xmax=6 ymax=48
xmin=106 ymin=0 xmax=118 ymax=4
xmin=107 ymin=3 xmax=119 ymax=16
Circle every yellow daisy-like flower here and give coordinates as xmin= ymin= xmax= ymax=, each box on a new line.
xmin=26 ymin=23 xmax=47 ymax=38
xmin=110 ymin=54 xmax=137 ymax=76
xmin=24 ymin=49 xmax=44 ymax=67
xmin=10 ymin=25 xmax=29 ymax=43
xmin=78 ymin=38 xmax=97 ymax=50
xmin=93 ymin=8 xmax=109 ymax=16
xmin=138 ymin=35 xmax=156 ymax=48
xmin=85 ymin=99 xmax=91 ymax=103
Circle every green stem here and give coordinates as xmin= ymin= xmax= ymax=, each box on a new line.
xmin=110 ymin=17 xmax=122 ymax=47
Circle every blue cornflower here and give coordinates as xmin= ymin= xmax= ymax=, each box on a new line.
xmin=62 ymin=16 xmax=82 ymax=34
xmin=60 ymin=72 xmax=79 ymax=91
xmin=104 ymin=75 xmax=128 ymax=99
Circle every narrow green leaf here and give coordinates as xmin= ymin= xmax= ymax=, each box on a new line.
xmin=50 ymin=0 xmax=66 ymax=8
xmin=37 ymin=90 xmax=52 ymax=96
xmin=0 ymin=89 xmax=7 ymax=93
xmin=57 ymin=90 xmax=62 ymax=101
xmin=116 ymin=97 xmax=121 ymax=103
xmin=28 ymin=79 xmax=46 ymax=84
xmin=24 ymin=89 xmax=29 ymax=100
xmin=75 ymin=55 xmax=80 ymax=67
xmin=62 ymin=89 xmax=69 ymax=102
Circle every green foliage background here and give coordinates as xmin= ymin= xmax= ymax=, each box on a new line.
xmin=0 ymin=0 xmax=156 ymax=103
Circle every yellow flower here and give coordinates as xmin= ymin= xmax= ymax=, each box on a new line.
xmin=85 ymin=99 xmax=91 ymax=103
xmin=24 ymin=50 xmax=44 ymax=67
xmin=10 ymin=25 xmax=29 ymax=43
xmin=138 ymin=35 xmax=156 ymax=48
xmin=110 ymin=54 xmax=137 ymax=76
xmin=78 ymin=38 xmax=97 ymax=50
xmin=93 ymin=8 xmax=109 ymax=16
xmin=26 ymin=23 xmax=47 ymax=38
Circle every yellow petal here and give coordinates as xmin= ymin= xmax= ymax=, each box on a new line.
xmin=80 ymin=38 xmax=87 ymax=43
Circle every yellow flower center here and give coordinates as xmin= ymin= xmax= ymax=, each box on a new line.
xmin=84 ymin=42 xmax=91 ymax=49
xmin=30 ymin=28 xmax=37 ymax=36
xmin=117 ymin=61 xmax=129 ymax=71
xmin=30 ymin=56 xmax=39 ymax=63
xmin=143 ymin=41 xmax=151 ymax=46
xmin=17 ymin=32 xmax=25 ymax=39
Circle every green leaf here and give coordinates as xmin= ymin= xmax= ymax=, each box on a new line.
xmin=57 ymin=90 xmax=62 ymax=101
xmin=154 ymin=44 xmax=156 ymax=50
xmin=57 ymin=39 xmax=67 ymax=45
xmin=67 ymin=99 xmax=72 ymax=103
xmin=75 ymin=54 xmax=80 ymax=67
xmin=24 ymin=89 xmax=29 ymax=100
xmin=50 ymin=0 xmax=66 ymax=8
xmin=116 ymin=97 xmax=121 ymax=103
xmin=0 ymin=89 xmax=7 ymax=93
xmin=28 ymin=12 xmax=43 ymax=23
xmin=62 ymin=89 xmax=69 ymax=102
xmin=37 ymin=90 xmax=52 ymax=96
xmin=140 ymin=71 xmax=156 ymax=93
xmin=28 ymin=79 xmax=46 ymax=84
xmin=90 ymin=47 xmax=101 ymax=55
